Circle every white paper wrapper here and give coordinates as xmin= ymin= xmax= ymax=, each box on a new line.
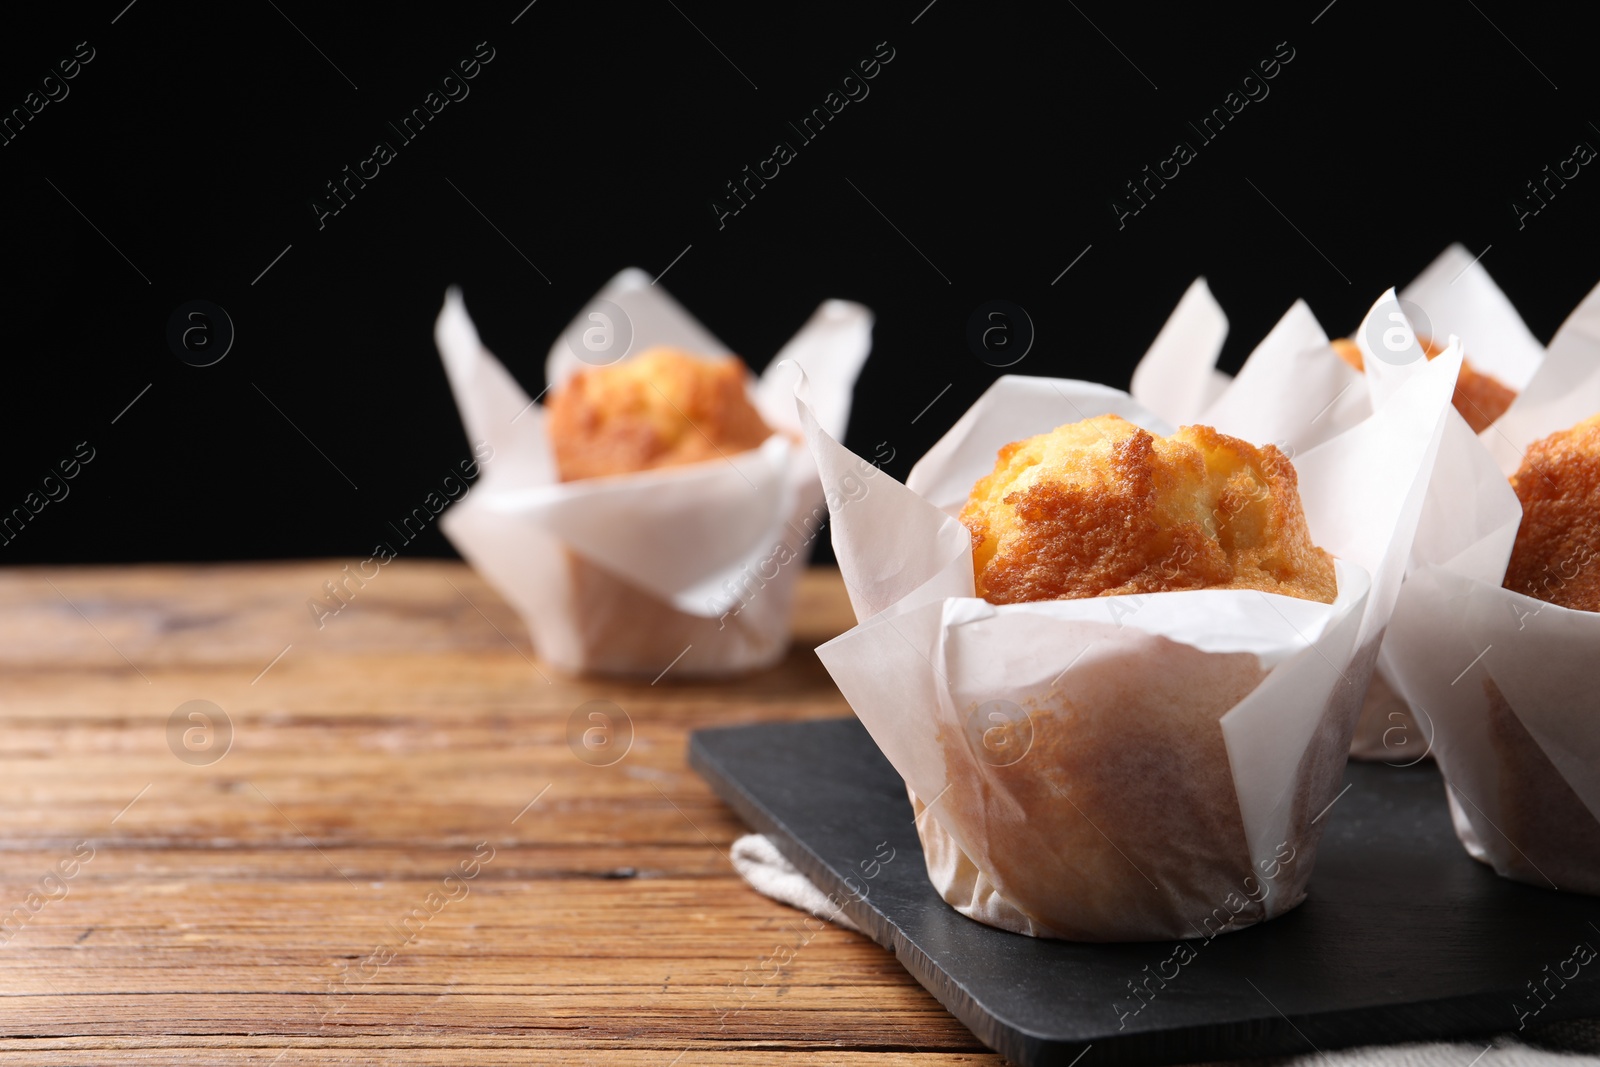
xmin=1385 ymin=281 xmax=1600 ymax=895
xmin=1136 ymin=246 xmax=1545 ymax=454
xmin=1131 ymin=247 xmax=1550 ymax=762
xmin=798 ymin=304 xmax=1463 ymax=941
xmin=434 ymin=269 xmax=871 ymax=677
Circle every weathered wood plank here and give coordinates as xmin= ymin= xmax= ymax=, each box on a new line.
xmin=0 ymin=563 xmax=1002 ymax=1063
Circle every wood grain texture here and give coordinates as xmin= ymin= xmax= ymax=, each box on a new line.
xmin=0 ymin=561 xmax=1004 ymax=1065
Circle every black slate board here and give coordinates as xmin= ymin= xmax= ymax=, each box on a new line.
xmin=689 ymin=717 xmax=1600 ymax=1066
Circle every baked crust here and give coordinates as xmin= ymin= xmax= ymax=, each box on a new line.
xmin=1503 ymin=413 xmax=1600 ymax=612
xmin=547 ymin=348 xmax=772 ymax=481
xmin=1451 ymin=362 xmax=1519 ymax=435
xmin=959 ymin=415 xmax=1336 ymax=605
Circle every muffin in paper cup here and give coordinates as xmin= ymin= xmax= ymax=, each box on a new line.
xmin=795 ymin=300 xmax=1462 ymax=941
xmin=1385 ymin=281 xmax=1600 ymax=895
xmin=1130 ymin=249 xmax=1548 ymax=763
xmin=433 ymin=269 xmax=871 ymax=677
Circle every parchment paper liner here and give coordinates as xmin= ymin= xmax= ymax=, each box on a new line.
xmin=1384 ymin=281 xmax=1600 ymax=895
xmin=797 ymin=301 xmax=1462 ymax=940
xmin=433 ymin=268 xmax=871 ymax=677
xmin=1129 ymin=248 xmax=1548 ymax=762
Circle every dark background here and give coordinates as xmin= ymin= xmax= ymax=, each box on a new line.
xmin=2 ymin=0 xmax=1594 ymax=564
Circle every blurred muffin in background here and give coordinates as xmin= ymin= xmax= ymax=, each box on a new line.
xmin=547 ymin=347 xmax=772 ymax=481
xmin=1330 ymin=336 xmax=1516 ymax=434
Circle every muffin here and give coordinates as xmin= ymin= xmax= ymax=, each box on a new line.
xmin=1331 ymin=336 xmax=1516 ymax=434
xmin=960 ymin=415 xmax=1336 ymax=604
xmin=804 ymin=362 xmax=1465 ymax=940
xmin=1472 ymin=413 xmax=1600 ymax=893
xmin=1384 ymin=405 xmax=1600 ymax=896
xmin=547 ymin=347 xmax=773 ymax=481
xmin=901 ymin=414 xmax=1351 ymax=940
xmin=434 ymin=277 xmax=874 ymax=679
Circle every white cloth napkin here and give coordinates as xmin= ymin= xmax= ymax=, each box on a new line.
xmin=729 ymin=832 xmax=1598 ymax=1064
xmin=728 ymin=833 xmax=859 ymax=933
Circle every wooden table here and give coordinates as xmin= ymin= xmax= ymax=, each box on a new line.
xmin=0 ymin=562 xmax=1002 ymax=1065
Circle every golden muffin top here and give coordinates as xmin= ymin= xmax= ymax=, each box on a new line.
xmin=547 ymin=347 xmax=773 ymax=482
xmin=959 ymin=414 xmax=1336 ymax=605
xmin=1504 ymin=413 xmax=1600 ymax=613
